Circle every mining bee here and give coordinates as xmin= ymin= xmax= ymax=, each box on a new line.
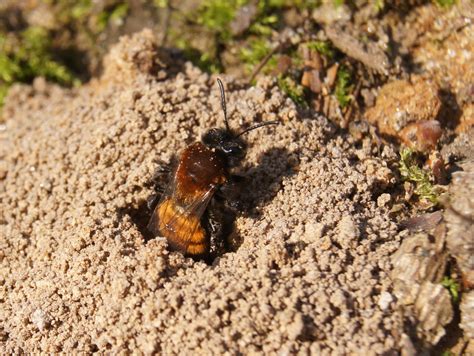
xmin=147 ymin=79 xmax=278 ymax=260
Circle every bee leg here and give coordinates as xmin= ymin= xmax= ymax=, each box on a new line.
xmin=146 ymin=193 xmax=160 ymax=211
xmin=208 ymin=214 xmax=222 ymax=235
xmin=205 ymin=204 xmax=227 ymax=258
xmin=206 ymin=199 xmax=238 ymax=259
xmin=150 ymin=155 xmax=177 ymax=183
xmin=217 ymin=174 xmax=246 ymax=212
xmin=147 ymin=167 xmax=170 ymax=211
xmin=151 ymin=164 xmax=170 ymax=183
xmin=147 ymin=155 xmax=177 ymax=209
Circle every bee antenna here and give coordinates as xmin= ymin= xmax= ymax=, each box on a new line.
xmin=217 ymin=78 xmax=231 ymax=133
xmin=236 ymin=120 xmax=279 ymax=138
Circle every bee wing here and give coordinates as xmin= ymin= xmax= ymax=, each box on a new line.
xmin=147 ymin=172 xmax=177 ymax=237
xmin=168 ymin=186 xmax=217 ymax=250
xmin=175 ymin=186 xmax=217 ymax=222
xmin=147 ymin=179 xmax=217 ymax=253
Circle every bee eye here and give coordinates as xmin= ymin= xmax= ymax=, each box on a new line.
xmin=202 ymin=129 xmax=222 ymax=146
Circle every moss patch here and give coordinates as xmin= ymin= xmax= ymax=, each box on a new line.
xmin=0 ymin=27 xmax=79 ymax=108
xmin=399 ymin=148 xmax=438 ymax=205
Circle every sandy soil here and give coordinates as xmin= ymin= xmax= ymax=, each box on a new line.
xmin=0 ymin=29 xmax=443 ymax=354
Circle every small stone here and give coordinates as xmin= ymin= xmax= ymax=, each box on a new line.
xmin=334 ymin=215 xmax=359 ymax=248
xmin=377 ymin=193 xmax=391 ymax=207
xmin=378 ymin=292 xmax=393 ymax=311
xmin=400 ymin=120 xmax=442 ymax=152
xmin=31 ymin=309 xmax=49 ymax=332
xmin=312 ymin=4 xmax=351 ymax=25
xmin=303 ymin=222 xmax=325 ymax=243
xmin=287 ymin=314 xmax=304 ymax=341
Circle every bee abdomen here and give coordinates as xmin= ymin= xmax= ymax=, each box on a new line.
xmin=157 ymin=199 xmax=209 ymax=256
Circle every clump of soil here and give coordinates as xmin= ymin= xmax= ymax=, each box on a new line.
xmin=0 ymin=29 xmax=412 ymax=353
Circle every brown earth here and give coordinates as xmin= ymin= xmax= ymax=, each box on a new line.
xmin=0 ymin=29 xmax=418 ymax=354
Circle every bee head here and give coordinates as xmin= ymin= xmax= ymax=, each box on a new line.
xmin=202 ymin=128 xmax=247 ymax=164
xmin=204 ymin=78 xmax=278 ymax=166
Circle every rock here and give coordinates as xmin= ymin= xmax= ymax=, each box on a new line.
xmin=400 ymin=333 xmax=417 ymax=356
xmin=378 ymin=291 xmax=394 ymax=311
xmin=444 ymin=160 xmax=474 ymax=288
xmin=427 ymin=151 xmax=448 ymax=185
xmin=230 ymin=3 xmax=258 ymax=36
xmin=312 ymin=4 xmax=351 ymax=25
xmin=334 ymin=215 xmax=359 ymax=249
xmin=460 ymin=291 xmax=474 ymax=339
xmin=399 ymin=120 xmax=442 ymax=153
xmin=365 ymin=76 xmax=442 ymax=151
xmin=456 ymin=103 xmax=474 ymax=134
xmin=441 ymin=127 xmax=474 ymax=163
xmin=391 ymin=232 xmax=447 ymax=304
xmin=399 ymin=211 xmax=443 ymax=233
xmin=414 ymin=282 xmax=453 ymax=345
xmin=31 ymin=309 xmax=50 ymax=332
xmin=25 ymin=3 xmax=56 ymax=30
xmin=377 ymin=193 xmax=391 ymax=207
xmin=348 ymin=120 xmax=370 ymax=141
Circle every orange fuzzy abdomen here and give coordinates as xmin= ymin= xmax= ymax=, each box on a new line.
xmin=157 ymin=198 xmax=208 ymax=256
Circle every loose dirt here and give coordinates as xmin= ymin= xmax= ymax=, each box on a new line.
xmin=0 ymin=28 xmax=462 ymax=354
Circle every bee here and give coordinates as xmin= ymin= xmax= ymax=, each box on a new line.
xmin=147 ymin=79 xmax=278 ymax=260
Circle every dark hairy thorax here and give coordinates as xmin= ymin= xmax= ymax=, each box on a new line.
xmin=175 ymin=142 xmax=228 ymax=203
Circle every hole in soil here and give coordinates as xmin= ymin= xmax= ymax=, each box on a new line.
xmin=121 ymin=200 xmax=155 ymax=242
xmin=120 ymin=147 xmax=294 ymax=263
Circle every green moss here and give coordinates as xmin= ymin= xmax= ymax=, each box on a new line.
xmin=441 ymin=276 xmax=460 ymax=303
xmin=399 ymin=148 xmax=438 ymax=204
xmin=374 ymin=0 xmax=385 ymax=12
xmin=70 ymin=0 xmax=93 ymax=19
xmin=55 ymin=0 xmax=128 ymax=35
xmin=277 ymin=75 xmax=307 ymax=107
xmin=441 ymin=352 xmax=455 ymax=356
xmin=0 ymin=84 xmax=10 ymax=108
xmin=296 ymin=0 xmax=320 ymax=9
xmin=254 ymin=0 xmax=320 ymax=10
xmin=18 ymin=27 xmax=78 ymax=85
xmin=196 ymin=0 xmax=290 ymax=39
xmin=334 ymin=65 xmax=352 ymax=109
xmin=97 ymin=3 xmax=129 ymax=32
xmin=0 ymin=26 xmax=79 ymax=109
xmin=193 ymin=0 xmax=313 ymax=74
xmin=197 ymin=0 xmax=248 ymax=40
xmin=306 ymin=40 xmax=335 ymax=59
xmin=0 ymin=52 xmax=23 ymax=83
xmin=249 ymin=14 xmax=278 ymax=36
xmin=153 ymin=0 xmax=169 ymax=8
xmin=239 ymin=38 xmax=272 ymax=72
xmin=433 ymin=0 xmax=457 ymax=8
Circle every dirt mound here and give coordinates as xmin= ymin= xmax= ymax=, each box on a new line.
xmin=1 ymin=30 xmax=408 ymax=354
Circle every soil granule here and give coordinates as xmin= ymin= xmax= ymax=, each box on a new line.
xmin=1 ymin=30 xmax=408 ymax=354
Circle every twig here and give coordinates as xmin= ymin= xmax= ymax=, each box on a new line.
xmin=325 ymin=25 xmax=390 ymax=75
xmin=247 ymin=42 xmax=282 ymax=84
